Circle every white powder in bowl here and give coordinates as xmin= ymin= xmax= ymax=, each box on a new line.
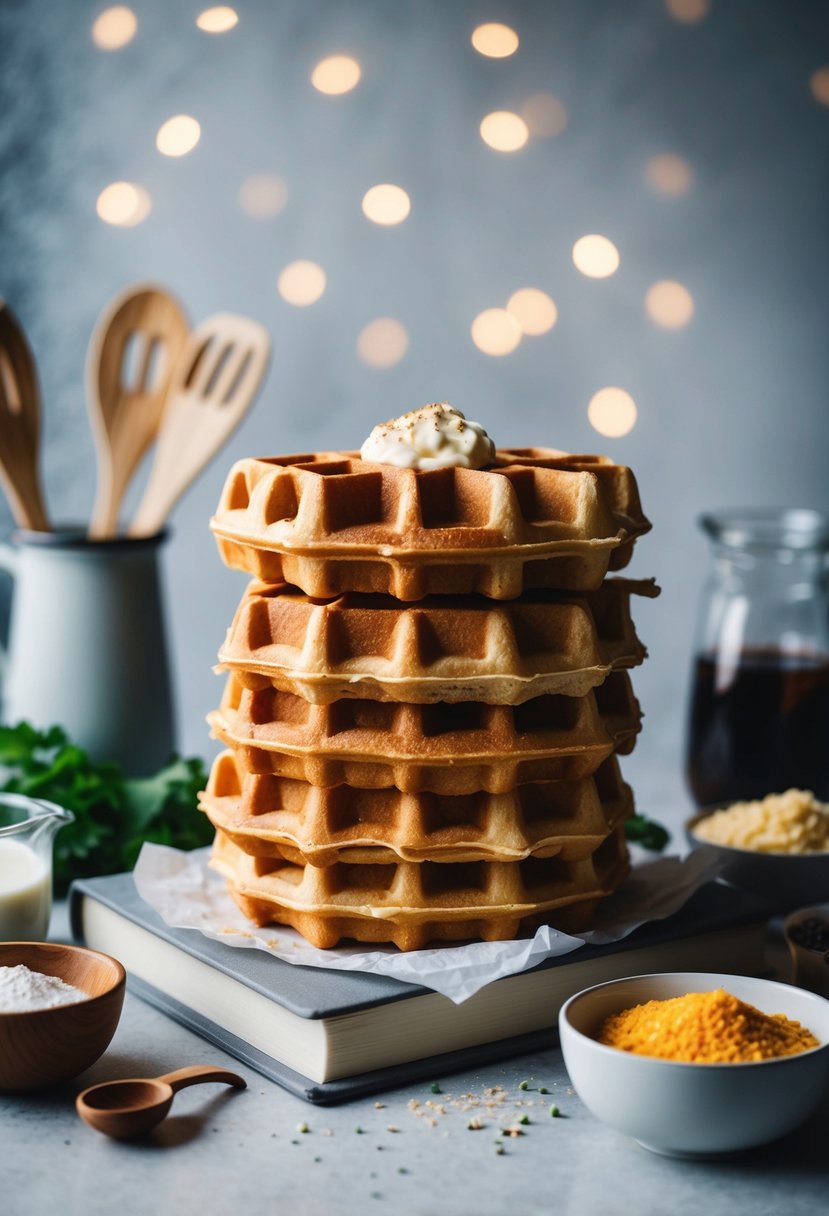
xmin=0 ymin=964 xmax=89 ymax=1012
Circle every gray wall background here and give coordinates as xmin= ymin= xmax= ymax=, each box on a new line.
xmin=1 ymin=0 xmax=828 ymax=821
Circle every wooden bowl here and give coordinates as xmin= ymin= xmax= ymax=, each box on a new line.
xmin=0 ymin=942 xmax=126 ymax=1091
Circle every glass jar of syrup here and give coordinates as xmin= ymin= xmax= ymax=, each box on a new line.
xmin=686 ymin=508 xmax=829 ymax=807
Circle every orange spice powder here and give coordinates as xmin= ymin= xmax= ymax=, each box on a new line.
xmin=599 ymin=988 xmax=819 ymax=1063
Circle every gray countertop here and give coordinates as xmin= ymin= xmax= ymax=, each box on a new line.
xmin=5 ymin=906 xmax=829 ymax=1216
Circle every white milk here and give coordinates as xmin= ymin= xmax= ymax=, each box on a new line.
xmin=0 ymin=839 xmax=51 ymax=941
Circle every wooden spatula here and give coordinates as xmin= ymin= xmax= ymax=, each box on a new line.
xmin=0 ymin=301 xmax=50 ymax=531
xmin=87 ymin=284 xmax=189 ymax=539
xmin=129 ymin=313 xmax=270 ymax=537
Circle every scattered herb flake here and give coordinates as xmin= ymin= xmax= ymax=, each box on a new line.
xmin=518 ymin=1080 xmax=529 ymax=1091
xmin=538 ymin=1087 xmax=549 ymax=1095
xmin=550 ymin=1104 xmax=560 ymax=1118
xmin=430 ymin=1082 xmax=442 ymax=1094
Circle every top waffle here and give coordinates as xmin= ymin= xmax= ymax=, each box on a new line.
xmin=211 ymin=449 xmax=650 ymax=599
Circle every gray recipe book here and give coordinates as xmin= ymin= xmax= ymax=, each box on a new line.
xmin=69 ymin=871 xmax=772 ymax=1105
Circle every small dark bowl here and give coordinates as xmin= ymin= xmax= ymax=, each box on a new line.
xmin=686 ymin=811 xmax=829 ymax=911
xmin=784 ymin=903 xmax=829 ymax=998
xmin=0 ymin=942 xmax=125 ymax=1091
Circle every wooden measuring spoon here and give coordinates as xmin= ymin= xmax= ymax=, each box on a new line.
xmin=0 ymin=301 xmax=50 ymax=531
xmin=75 ymin=1064 xmax=246 ymax=1140
xmin=87 ymin=284 xmax=189 ymax=539
xmin=129 ymin=312 xmax=270 ymax=537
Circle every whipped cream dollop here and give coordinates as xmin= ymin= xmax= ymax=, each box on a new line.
xmin=360 ymin=403 xmax=496 ymax=471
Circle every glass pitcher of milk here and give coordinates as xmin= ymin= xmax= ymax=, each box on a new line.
xmin=0 ymin=795 xmax=73 ymax=941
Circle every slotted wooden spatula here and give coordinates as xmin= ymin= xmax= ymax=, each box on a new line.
xmin=87 ymin=284 xmax=189 ymax=539
xmin=0 ymin=300 xmax=50 ymax=531
xmin=129 ymin=313 xmax=270 ymax=537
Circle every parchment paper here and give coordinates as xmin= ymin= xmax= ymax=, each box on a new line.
xmin=133 ymin=843 xmax=721 ymax=1004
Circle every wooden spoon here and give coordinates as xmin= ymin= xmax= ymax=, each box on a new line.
xmin=129 ymin=312 xmax=270 ymax=537
xmin=87 ymin=284 xmax=189 ymax=539
xmin=75 ymin=1064 xmax=246 ymax=1140
xmin=0 ymin=301 xmax=50 ymax=531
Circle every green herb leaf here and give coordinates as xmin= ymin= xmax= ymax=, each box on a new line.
xmin=0 ymin=720 xmax=213 ymax=894
xmin=624 ymin=813 xmax=670 ymax=852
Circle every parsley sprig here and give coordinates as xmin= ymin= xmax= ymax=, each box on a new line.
xmin=0 ymin=721 xmax=213 ymax=893
xmin=624 ymin=813 xmax=670 ymax=852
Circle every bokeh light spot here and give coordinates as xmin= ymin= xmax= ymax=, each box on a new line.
xmin=522 ymin=93 xmax=568 ymax=139
xmin=645 ymin=153 xmax=693 ymax=197
xmin=588 ymin=388 xmax=638 ymax=438
xmin=506 ymin=288 xmax=558 ymax=336
xmin=96 ymin=181 xmax=151 ymax=227
xmin=480 ymin=111 xmax=529 ymax=152
xmin=471 ymin=23 xmax=519 ymax=58
xmin=572 ymin=235 xmax=620 ymax=279
xmin=645 ymin=280 xmax=695 ymax=329
xmin=361 ymin=184 xmax=411 ymax=226
xmin=311 ymin=55 xmax=361 ymax=95
xmin=665 ymin=0 xmax=710 ymax=22
xmin=91 ymin=6 xmax=137 ymax=50
xmin=238 ymin=174 xmax=288 ymax=218
xmin=156 ymin=115 xmax=201 ymax=157
xmin=810 ymin=67 xmax=829 ymax=106
xmin=470 ymin=309 xmax=522 ymax=356
xmin=357 ymin=318 xmax=409 ymax=369
xmin=277 ymin=260 xmax=326 ymax=307
xmin=196 ymin=6 xmax=238 ymax=33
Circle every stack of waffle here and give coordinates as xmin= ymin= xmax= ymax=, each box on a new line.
xmin=204 ymin=445 xmax=653 ymax=950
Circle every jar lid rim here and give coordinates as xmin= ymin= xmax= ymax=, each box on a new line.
xmin=700 ymin=508 xmax=829 ymax=550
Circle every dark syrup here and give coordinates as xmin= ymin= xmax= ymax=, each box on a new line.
xmin=686 ymin=650 xmax=829 ymax=806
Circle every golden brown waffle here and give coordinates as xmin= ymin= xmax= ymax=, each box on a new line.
xmin=208 ymin=670 xmax=642 ymax=794
xmin=201 ymin=749 xmax=632 ymax=866
xmin=210 ymin=449 xmax=650 ymax=599
xmin=209 ymin=826 xmax=630 ymax=949
xmin=218 ymin=578 xmax=656 ymax=705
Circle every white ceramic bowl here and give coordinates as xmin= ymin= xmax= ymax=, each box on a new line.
xmin=686 ymin=811 xmax=829 ymax=909
xmin=559 ymin=972 xmax=829 ymax=1158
